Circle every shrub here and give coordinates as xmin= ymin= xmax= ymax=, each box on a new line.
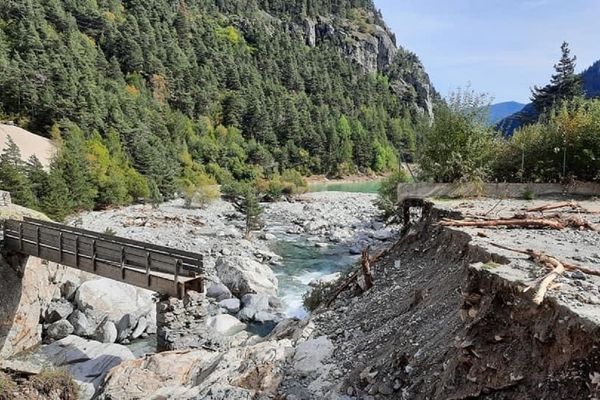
xmin=419 ymin=87 xmax=497 ymax=183
xmin=376 ymin=169 xmax=410 ymax=218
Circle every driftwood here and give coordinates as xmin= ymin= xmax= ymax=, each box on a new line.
xmin=526 ymin=201 xmax=583 ymax=213
xmin=326 ymin=247 xmax=381 ymax=307
xmin=442 ymin=214 xmax=596 ymax=231
xmin=490 ymin=243 xmax=600 ymax=277
xmin=532 ymin=257 xmax=565 ymax=304
xmin=325 ymin=270 xmax=359 ymax=308
xmin=361 ymin=247 xmax=374 ymax=290
xmin=440 ymin=218 xmax=565 ymax=230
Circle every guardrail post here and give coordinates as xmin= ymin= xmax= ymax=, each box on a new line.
xmin=174 ymin=259 xmax=182 ymax=296
xmin=92 ymin=239 xmax=97 ymax=272
xmin=120 ymin=246 xmax=126 ymax=280
xmin=75 ymin=236 xmax=80 ymax=268
xmin=35 ymin=226 xmax=40 ymax=256
xmin=18 ymin=222 xmax=23 ymax=251
xmin=59 ymin=232 xmax=63 ymax=263
xmin=146 ymin=252 xmax=151 ymax=287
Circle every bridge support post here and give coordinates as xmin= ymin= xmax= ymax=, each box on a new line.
xmin=156 ymin=291 xmax=222 ymax=352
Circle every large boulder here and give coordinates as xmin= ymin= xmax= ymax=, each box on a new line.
xmin=206 ymin=314 xmax=246 ymax=336
xmin=44 ymin=299 xmax=74 ymax=324
xmin=74 ymin=278 xmax=154 ymax=340
xmin=237 ymin=294 xmax=285 ymax=323
xmin=43 ymin=335 xmax=134 ymax=400
xmin=98 ymin=340 xmax=293 ymax=400
xmin=46 ymin=319 xmax=74 ymax=340
xmin=68 ymin=310 xmax=97 ymax=337
xmin=216 ymin=256 xmax=278 ymax=297
xmin=206 ymin=283 xmax=232 ymax=302
xmin=94 ymin=320 xmax=118 ymax=344
xmin=292 ymin=336 xmax=334 ymax=375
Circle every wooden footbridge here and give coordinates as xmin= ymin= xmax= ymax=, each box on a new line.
xmin=1 ymin=217 xmax=203 ymax=298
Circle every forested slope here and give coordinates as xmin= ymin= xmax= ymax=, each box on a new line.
xmin=0 ymin=0 xmax=435 ymax=217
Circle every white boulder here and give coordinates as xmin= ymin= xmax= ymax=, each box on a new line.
xmin=206 ymin=314 xmax=246 ymax=336
xmin=216 ymin=256 xmax=278 ymax=297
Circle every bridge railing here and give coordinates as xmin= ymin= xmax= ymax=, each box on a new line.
xmin=1 ymin=217 xmax=204 ymax=298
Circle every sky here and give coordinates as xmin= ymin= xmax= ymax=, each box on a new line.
xmin=373 ymin=0 xmax=599 ymax=103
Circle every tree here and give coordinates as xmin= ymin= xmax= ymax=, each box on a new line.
xmin=0 ymin=136 xmax=36 ymax=207
xmin=531 ymin=42 xmax=583 ymax=113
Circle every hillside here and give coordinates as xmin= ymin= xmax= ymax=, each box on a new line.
xmin=0 ymin=0 xmax=436 ymax=216
xmin=497 ymin=58 xmax=600 ymax=135
xmin=488 ymin=101 xmax=525 ymax=124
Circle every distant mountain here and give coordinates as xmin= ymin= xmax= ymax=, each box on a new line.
xmin=488 ymin=101 xmax=526 ymax=125
xmin=582 ymin=60 xmax=600 ymax=98
xmin=497 ymin=59 xmax=600 ymax=135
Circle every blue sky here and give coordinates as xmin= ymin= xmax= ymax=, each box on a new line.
xmin=373 ymin=0 xmax=599 ymax=103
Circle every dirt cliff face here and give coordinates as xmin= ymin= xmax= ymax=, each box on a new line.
xmin=282 ymin=203 xmax=600 ymax=399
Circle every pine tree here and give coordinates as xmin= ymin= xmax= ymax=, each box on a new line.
xmin=0 ymin=136 xmax=36 ymax=207
xmin=531 ymin=42 xmax=583 ymax=113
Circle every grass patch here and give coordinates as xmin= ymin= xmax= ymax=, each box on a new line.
xmin=0 ymin=372 xmax=16 ymax=399
xmin=30 ymin=369 xmax=79 ymax=400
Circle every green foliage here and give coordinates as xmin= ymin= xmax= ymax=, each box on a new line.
xmin=0 ymin=0 xmax=427 ymax=218
xmin=419 ymin=88 xmax=497 ymax=183
xmin=531 ymin=42 xmax=583 ymax=114
xmin=223 ymin=181 xmax=263 ymax=236
xmin=0 ymin=136 xmax=36 ymax=208
xmin=492 ymin=98 xmax=600 ymax=182
xmin=376 ymin=170 xmax=410 ymax=217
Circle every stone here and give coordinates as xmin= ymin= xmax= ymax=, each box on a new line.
xmin=216 ymin=256 xmax=278 ymax=297
xmin=293 ymin=336 xmax=334 ymax=374
xmin=372 ymin=229 xmax=394 ymax=241
xmin=218 ymin=298 xmax=241 ymax=313
xmin=46 ymin=319 xmax=74 ymax=340
xmin=261 ymin=232 xmax=277 ymax=241
xmin=44 ymin=299 xmax=74 ymax=324
xmin=68 ymin=310 xmax=96 ymax=337
xmin=206 ymin=314 xmax=246 ymax=336
xmin=61 ymin=279 xmax=80 ymax=301
xmin=75 ymin=278 xmax=154 ymax=339
xmin=43 ymin=335 xmax=134 ymax=400
xmin=95 ymin=320 xmax=118 ymax=344
xmin=131 ymin=316 xmax=148 ymax=339
xmin=237 ymin=294 xmax=284 ymax=323
xmin=99 ymin=340 xmax=293 ymax=400
xmin=206 ymin=283 xmax=232 ymax=301
xmin=309 ymin=272 xmax=342 ymax=287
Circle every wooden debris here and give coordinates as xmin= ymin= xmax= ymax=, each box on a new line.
xmin=441 ymin=214 xmax=596 ymax=231
xmin=440 ymin=218 xmax=565 ymax=230
xmin=526 ymin=201 xmax=583 ymax=213
xmin=533 ymin=257 xmax=565 ymax=305
xmin=361 ymin=247 xmax=374 ymax=290
xmin=326 ymin=270 xmax=359 ymax=308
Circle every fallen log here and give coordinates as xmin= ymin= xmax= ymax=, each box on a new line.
xmin=490 ymin=243 xmax=600 ymax=277
xmin=532 ymin=256 xmax=565 ymax=305
xmin=526 ymin=201 xmax=583 ymax=213
xmin=440 ymin=218 xmax=565 ymax=230
xmin=325 ymin=270 xmax=359 ymax=308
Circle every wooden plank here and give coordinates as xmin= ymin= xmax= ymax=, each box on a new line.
xmin=24 ymin=218 xmax=203 ymax=266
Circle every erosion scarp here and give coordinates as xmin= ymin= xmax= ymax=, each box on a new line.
xmin=283 ymin=201 xmax=600 ymax=399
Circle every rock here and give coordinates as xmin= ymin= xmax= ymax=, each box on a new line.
xmin=372 ymin=229 xmax=394 ymax=241
xmin=349 ymin=244 xmax=364 ymax=255
xmin=131 ymin=316 xmax=148 ymax=339
xmin=261 ymin=232 xmax=277 ymax=241
xmin=95 ymin=321 xmax=118 ymax=344
xmin=216 ymin=256 xmax=278 ymax=297
xmin=217 ymin=227 xmax=242 ymax=239
xmin=61 ymin=279 xmax=80 ymax=301
xmin=309 ymin=272 xmax=342 ymax=287
xmin=206 ymin=283 xmax=232 ymax=301
xmin=304 ymin=219 xmax=329 ymax=233
xmin=46 ymin=320 xmax=74 ymax=340
xmin=293 ymin=336 xmax=334 ymax=374
xmin=75 ymin=278 xmax=154 ymax=339
xmin=99 ymin=340 xmax=293 ymax=400
xmin=43 ymin=335 xmax=134 ymax=400
xmin=44 ymin=299 xmax=74 ymax=324
xmin=330 ymin=228 xmax=352 ymax=243
xmin=206 ymin=314 xmax=246 ymax=336
xmin=237 ymin=294 xmax=284 ymax=323
xmin=315 ymin=242 xmax=329 ymax=248
xmin=68 ymin=310 xmax=97 ymax=337
xmin=218 ymin=298 xmax=241 ymax=313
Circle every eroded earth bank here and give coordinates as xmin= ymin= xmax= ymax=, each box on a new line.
xmin=2 ymin=194 xmax=600 ymax=399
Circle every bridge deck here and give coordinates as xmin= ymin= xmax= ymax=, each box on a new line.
xmin=1 ymin=217 xmax=203 ymax=298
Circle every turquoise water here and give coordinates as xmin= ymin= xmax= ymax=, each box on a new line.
xmin=270 ymin=238 xmax=359 ymax=318
xmin=309 ymin=180 xmax=381 ymax=193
